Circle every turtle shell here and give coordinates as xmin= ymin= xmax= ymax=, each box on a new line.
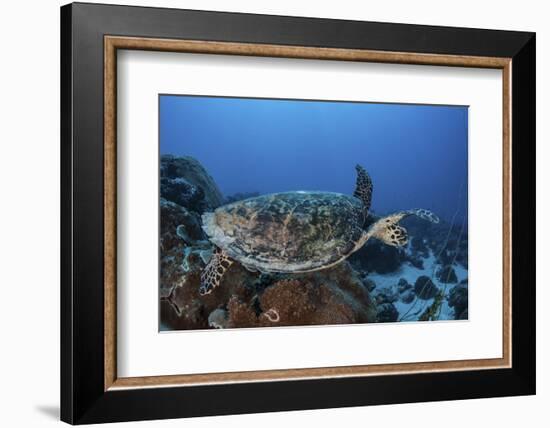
xmin=201 ymin=191 xmax=365 ymax=273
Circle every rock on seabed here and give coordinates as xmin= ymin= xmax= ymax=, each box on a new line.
xmin=161 ymin=154 xmax=224 ymax=210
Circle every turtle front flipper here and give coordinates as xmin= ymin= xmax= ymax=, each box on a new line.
xmin=367 ymin=209 xmax=439 ymax=248
xmin=199 ymin=247 xmax=233 ymax=295
xmin=353 ymin=164 xmax=373 ymax=213
xmin=407 ymin=208 xmax=440 ymax=224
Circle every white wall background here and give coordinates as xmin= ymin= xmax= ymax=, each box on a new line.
xmin=0 ymin=0 xmax=545 ymax=427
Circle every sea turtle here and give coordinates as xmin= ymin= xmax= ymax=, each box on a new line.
xmin=199 ymin=165 xmax=439 ymax=295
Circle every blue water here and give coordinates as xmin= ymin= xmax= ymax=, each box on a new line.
xmin=160 ymin=95 xmax=468 ymax=222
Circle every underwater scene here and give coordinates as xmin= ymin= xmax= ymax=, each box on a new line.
xmin=159 ymin=95 xmax=468 ymax=331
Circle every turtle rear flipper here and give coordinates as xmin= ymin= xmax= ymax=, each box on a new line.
xmin=368 ymin=209 xmax=439 ymax=248
xmin=199 ymin=247 xmax=233 ymax=295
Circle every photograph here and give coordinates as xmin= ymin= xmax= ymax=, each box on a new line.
xmin=159 ymin=95 xmax=469 ymax=331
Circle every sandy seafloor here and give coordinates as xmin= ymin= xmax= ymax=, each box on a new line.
xmin=368 ymin=252 xmax=467 ymax=322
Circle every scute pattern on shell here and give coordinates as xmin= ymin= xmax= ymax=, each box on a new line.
xmin=202 ymin=192 xmax=366 ymax=273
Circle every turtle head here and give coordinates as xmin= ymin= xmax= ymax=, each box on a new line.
xmin=362 ymin=209 xmax=439 ymax=248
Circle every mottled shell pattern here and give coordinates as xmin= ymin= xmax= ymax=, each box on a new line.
xmin=201 ymin=191 xmax=366 ymax=273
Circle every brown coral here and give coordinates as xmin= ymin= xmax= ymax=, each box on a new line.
xmin=162 ymin=250 xmax=377 ymax=330
xmin=257 ymin=262 xmax=376 ymax=327
xmin=159 ymin=156 xmax=379 ymax=331
xmin=226 ymin=296 xmax=260 ymax=328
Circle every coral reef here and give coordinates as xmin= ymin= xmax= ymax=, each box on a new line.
xmin=163 ymin=248 xmax=377 ymax=330
xmin=220 ymin=263 xmax=377 ymax=329
xmin=160 ymin=198 xmax=205 ymax=244
xmin=159 ymin=156 xmax=379 ymax=330
xmin=160 ymin=177 xmax=205 ymax=212
xmin=258 ymin=263 xmax=377 ymax=326
xmin=161 ymin=154 xmax=224 ymax=210
xmin=159 ymin=155 xmax=468 ymax=329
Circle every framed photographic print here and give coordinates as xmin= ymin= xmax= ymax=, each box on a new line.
xmin=60 ymin=2 xmax=535 ymax=424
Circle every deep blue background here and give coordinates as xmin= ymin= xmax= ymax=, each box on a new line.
xmin=160 ymin=95 xmax=468 ymax=222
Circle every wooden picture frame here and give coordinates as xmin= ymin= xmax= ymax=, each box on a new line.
xmin=61 ymin=2 xmax=535 ymax=424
